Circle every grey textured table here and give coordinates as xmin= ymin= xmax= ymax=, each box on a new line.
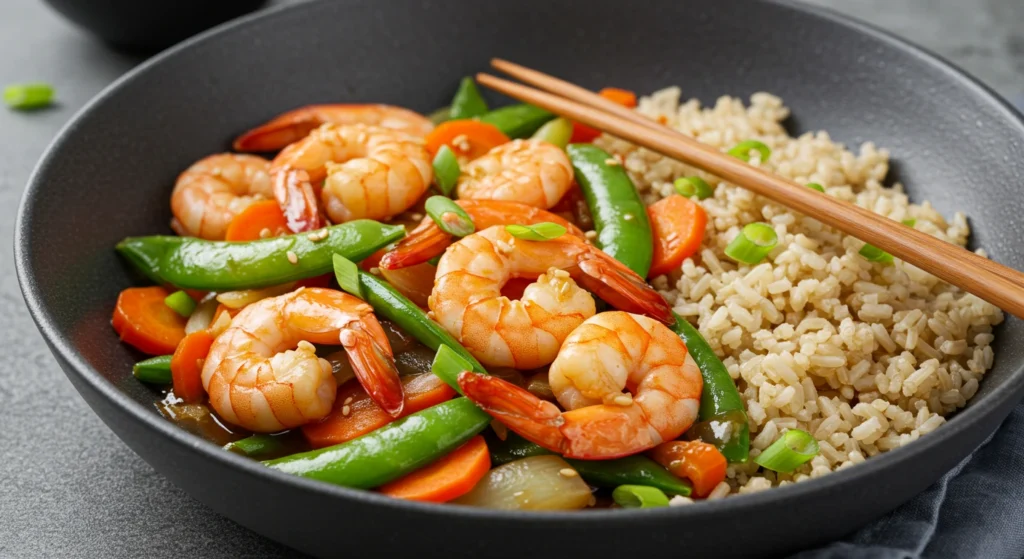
xmin=2 ymin=0 xmax=1022 ymax=557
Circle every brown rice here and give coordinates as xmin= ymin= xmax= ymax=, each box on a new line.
xmin=595 ymin=87 xmax=1004 ymax=494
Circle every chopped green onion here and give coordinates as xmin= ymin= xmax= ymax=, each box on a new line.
xmin=432 ymin=145 xmax=461 ymax=196
xmin=224 ymin=434 xmax=288 ymax=458
xmin=902 ymin=218 xmax=917 ymax=227
xmin=612 ymin=485 xmax=670 ymax=508
xmin=132 ymin=355 xmax=172 ymax=384
xmin=504 ymin=222 xmax=567 ymax=241
xmin=332 ymin=253 xmax=365 ymax=299
xmin=859 ymin=243 xmax=894 ymax=264
xmin=724 ymin=222 xmax=778 ymax=264
xmin=674 ymin=176 xmax=714 ymax=199
xmin=427 ymin=255 xmax=442 ymax=266
xmin=431 ymin=345 xmax=476 ymax=395
xmin=4 ymin=82 xmax=54 ymax=110
xmin=449 ymin=77 xmax=489 ymax=120
xmin=806 ymin=182 xmax=825 ymax=193
xmin=425 ymin=195 xmax=475 ymax=237
xmin=727 ymin=140 xmax=771 ymax=162
xmin=428 ymin=106 xmax=451 ymax=125
xmin=164 ymin=290 xmax=196 ymax=317
xmin=753 ymin=429 xmax=819 ymax=473
xmin=530 ymin=117 xmax=573 ymax=149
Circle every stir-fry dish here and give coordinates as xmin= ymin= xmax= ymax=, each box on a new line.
xmin=113 ymin=78 xmax=1003 ymax=509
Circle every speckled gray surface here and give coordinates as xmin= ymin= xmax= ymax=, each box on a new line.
xmin=2 ymin=0 xmax=1022 ymax=557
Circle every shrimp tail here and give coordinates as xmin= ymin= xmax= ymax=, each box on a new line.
xmin=340 ymin=327 xmax=405 ymax=417
xmin=234 ymin=113 xmax=320 ymax=153
xmin=274 ymin=168 xmax=323 ymax=233
xmin=379 ymin=222 xmax=451 ymax=270
xmin=577 ymin=254 xmax=674 ymax=324
xmin=457 ymin=372 xmax=567 ymax=453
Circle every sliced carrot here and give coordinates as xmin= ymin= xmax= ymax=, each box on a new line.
xmin=646 ymin=194 xmax=707 ymax=278
xmin=425 ymin=119 xmax=509 ymax=160
xmin=112 ymin=286 xmax=187 ymax=355
xmin=224 ymin=200 xmax=290 ymax=242
xmin=649 ymin=440 xmax=727 ymax=498
xmin=378 ymin=435 xmax=490 ymax=502
xmin=302 ymin=373 xmax=456 ymax=449
xmin=571 ymin=87 xmax=638 ymax=143
xmin=170 ymin=330 xmax=215 ymax=404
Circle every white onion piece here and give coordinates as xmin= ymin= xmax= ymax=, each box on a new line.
xmin=454 ymin=456 xmax=593 ymax=510
xmin=185 ymin=298 xmax=219 ymax=334
xmin=216 ymin=282 xmax=296 ymax=309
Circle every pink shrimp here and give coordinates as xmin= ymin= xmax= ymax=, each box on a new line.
xmin=170 ymin=153 xmax=273 ymax=240
xmin=233 ymin=104 xmax=433 ymax=152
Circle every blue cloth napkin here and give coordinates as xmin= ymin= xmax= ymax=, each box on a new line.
xmin=795 ymin=97 xmax=1024 ymax=559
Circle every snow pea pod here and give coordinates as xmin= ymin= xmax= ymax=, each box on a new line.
xmin=478 ymin=104 xmax=554 ymax=138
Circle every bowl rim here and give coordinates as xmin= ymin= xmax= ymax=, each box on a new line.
xmin=14 ymin=0 xmax=1024 ymax=525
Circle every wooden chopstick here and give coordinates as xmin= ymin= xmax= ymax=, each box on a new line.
xmin=477 ymin=66 xmax=1024 ymax=319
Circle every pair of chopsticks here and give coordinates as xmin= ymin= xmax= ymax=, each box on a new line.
xmin=478 ymin=59 xmax=1024 ymax=320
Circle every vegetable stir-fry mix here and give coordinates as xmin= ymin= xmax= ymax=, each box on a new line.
xmin=113 ymin=76 xmax=770 ymax=510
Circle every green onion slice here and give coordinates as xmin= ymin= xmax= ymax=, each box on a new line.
xmin=612 ymin=485 xmax=670 ymax=508
xmin=902 ymin=218 xmax=917 ymax=227
xmin=727 ymin=140 xmax=771 ymax=162
xmin=753 ymin=429 xmax=819 ymax=473
xmin=132 ymin=355 xmax=172 ymax=384
xmin=724 ymin=222 xmax=778 ymax=264
xmin=164 ymin=290 xmax=196 ymax=317
xmin=431 ymin=345 xmax=476 ymax=395
xmin=674 ymin=176 xmax=714 ymax=199
xmin=4 ymin=82 xmax=54 ymax=110
xmin=425 ymin=195 xmax=475 ymax=236
xmin=505 ymin=222 xmax=567 ymax=241
xmin=332 ymin=253 xmax=365 ymax=299
xmin=530 ymin=117 xmax=573 ymax=149
xmin=432 ymin=146 xmax=461 ymax=196
xmin=806 ymin=182 xmax=825 ymax=193
xmin=859 ymin=243 xmax=894 ymax=264
xmin=428 ymin=106 xmax=451 ymax=125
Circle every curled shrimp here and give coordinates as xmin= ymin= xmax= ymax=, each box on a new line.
xmin=270 ymin=123 xmax=433 ymax=232
xmin=170 ymin=153 xmax=273 ymax=240
xmin=429 ymin=226 xmax=672 ymax=369
xmin=456 ymin=139 xmax=573 ymax=209
xmin=379 ymin=199 xmax=585 ymax=270
xmin=233 ymin=104 xmax=434 ymax=152
xmin=202 ymin=288 xmax=404 ymax=432
xmin=458 ymin=311 xmax=703 ymax=459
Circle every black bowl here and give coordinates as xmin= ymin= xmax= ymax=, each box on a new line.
xmin=15 ymin=0 xmax=1024 ymax=557
xmin=41 ymin=0 xmax=267 ymax=51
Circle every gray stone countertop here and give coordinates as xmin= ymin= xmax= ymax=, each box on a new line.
xmin=1 ymin=0 xmax=1021 ymax=557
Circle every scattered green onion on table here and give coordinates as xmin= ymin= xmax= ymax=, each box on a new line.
xmin=4 ymin=82 xmax=54 ymax=110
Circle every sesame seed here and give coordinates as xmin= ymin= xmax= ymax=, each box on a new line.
xmin=306 ymin=229 xmax=329 ymax=242
xmin=410 ymin=213 xmax=423 ymax=221
xmin=558 ymin=282 xmax=571 ymax=297
xmin=604 ymin=158 xmax=620 ymax=166
xmin=342 ymin=405 xmax=351 ymax=417
xmin=613 ymin=394 xmax=633 ymax=406
xmin=584 ymin=230 xmax=597 ymax=239
xmin=297 ymin=340 xmax=316 ymax=353
xmin=623 ymin=213 xmax=635 ymax=221
xmin=343 ymin=396 xmax=353 ymax=405
xmin=558 ymin=468 xmax=578 ymax=478
xmin=552 ymin=269 xmax=570 ymax=278
xmin=369 ymin=267 xmax=381 ymax=275
xmin=669 ymin=495 xmax=694 ymax=506
xmin=286 ymin=251 xmax=299 ymax=265
xmin=259 ymin=228 xmax=272 ymax=239
xmin=496 ymin=240 xmax=513 ymax=254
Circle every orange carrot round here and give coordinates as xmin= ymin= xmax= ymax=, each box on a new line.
xmin=224 ymin=200 xmax=290 ymax=242
xmin=111 ymin=286 xmax=187 ymax=355
xmin=378 ymin=435 xmax=490 ymax=502
xmin=170 ymin=330 xmax=215 ymax=403
xmin=649 ymin=440 xmax=727 ymax=498
xmin=425 ymin=120 xmax=509 ymax=160
xmin=647 ymin=194 xmax=708 ymax=278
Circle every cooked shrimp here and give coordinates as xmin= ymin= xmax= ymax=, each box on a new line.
xmin=458 ymin=311 xmax=703 ymax=459
xmin=429 ymin=226 xmax=672 ymax=369
xmin=456 ymin=139 xmax=573 ymax=209
xmin=270 ymin=123 xmax=433 ymax=232
xmin=233 ymin=104 xmax=434 ymax=152
xmin=202 ymin=287 xmax=404 ymax=432
xmin=379 ymin=200 xmax=585 ymax=270
xmin=170 ymin=153 xmax=273 ymax=240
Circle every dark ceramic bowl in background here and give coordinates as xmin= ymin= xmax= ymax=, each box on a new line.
xmin=14 ymin=0 xmax=1024 ymax=557
xmin=41 ymin=0 xmax=267 ymax=51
